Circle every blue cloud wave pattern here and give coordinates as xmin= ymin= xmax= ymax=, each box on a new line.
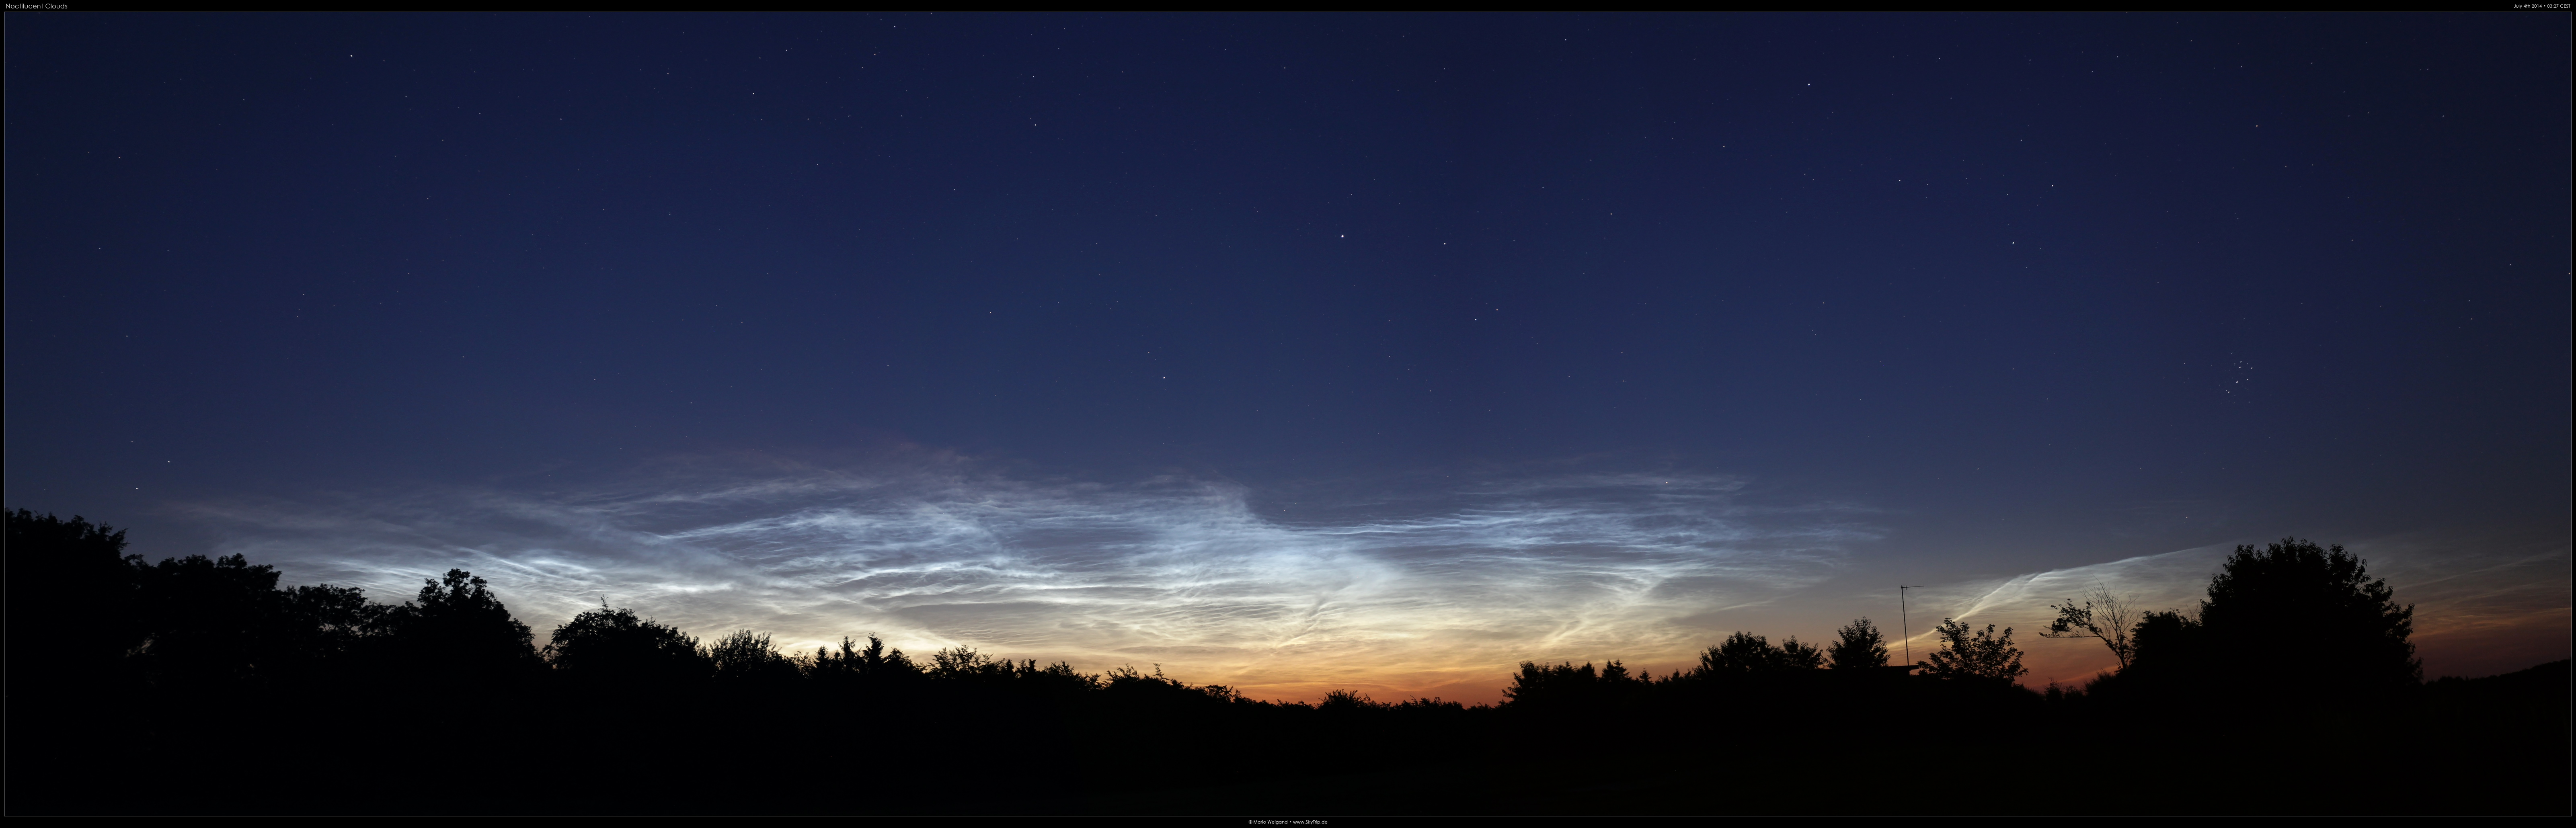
xmin=190 ymin=469 xmax=1878 ymax=698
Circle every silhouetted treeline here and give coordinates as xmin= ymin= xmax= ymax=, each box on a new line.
xmin=5 ymin=510 xmax=2565 ymax=814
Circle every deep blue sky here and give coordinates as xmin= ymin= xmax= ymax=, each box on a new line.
xmin=6 ymin=14 xmax=2567 ymax=692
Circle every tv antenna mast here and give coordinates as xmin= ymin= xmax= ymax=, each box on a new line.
xmin=1899 ymin=585 xmax=1925 ymax=666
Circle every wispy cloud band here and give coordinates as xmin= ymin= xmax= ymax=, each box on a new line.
xmin=185 ymin=466 xmax=1878 ymax=699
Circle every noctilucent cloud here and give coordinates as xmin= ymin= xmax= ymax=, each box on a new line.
xmin=6 ymin=14 xmax=2567 ymax=701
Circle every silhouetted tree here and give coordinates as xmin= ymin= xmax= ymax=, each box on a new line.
xmin=239 ymin=582 xmax=393 ymax=685
xmin=1827 ymin=618 xmax=1890 ymax=669
xmin=804 ymin=635 xmax=920 ymax=682
xmin=1390 ymin=697 xmax=1469 ymax=713
xmin=4 ymin=508 xmax=153 ymax=791
xmin=1696 ymin=631 xmax=1825 ymax=675
xmin=10 ymin=510 xmax=400 ymax=693
xmin=1502 ymin=660 xmax=1646 ymax=707
xmin=1501 ymin=660 xmax=1582 ymax=706
xmin=4 ymin=510 xmax=142 ymax=674
xmin=1600 ymin=659 xmax=1648 ymax=682
xmin=2042 ymin=584 xmax=2139 ymax=669
xmin=1320 ymin=689 xmax=1386 ymax=712
xmin=127 ymin=553 xmax=291 ymax=687
xmin=1780 ymin=637 xmax=1825 ymax=669
xmin=1918 ymin=619 xmax=2027 ymax=684
xmin=2116 ymin=609 xmax=2208 ymax=687
xmin=280 ymin=584 xmax=391 ymax=659
xmin=709 ymin=629 xmax=798 ymax=683
xmin=2198 ymin=538 xmax=2418 ymax=693
xmin=375 ymin=570 xmax=540 ymax=685
xmin=1014 ymin=659 xmax=1104 ymax=694
xmin=543 ymin=604 xmax=708 ymax=684
xmin=931 ymin=646 xmax=1020 ymax=682
xmin=1102 ymin=663 xmax=1242 ymax=705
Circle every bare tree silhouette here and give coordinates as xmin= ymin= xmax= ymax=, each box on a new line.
xmin=2043 ymin=584 xmax=2139 ymax=670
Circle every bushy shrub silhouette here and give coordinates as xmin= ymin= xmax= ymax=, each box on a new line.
xmin=1915 ymin=619 xmax=2027 ymax=685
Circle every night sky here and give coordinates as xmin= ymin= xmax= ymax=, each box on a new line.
xmin=7 ymin=14 xmax=2567 ymax=701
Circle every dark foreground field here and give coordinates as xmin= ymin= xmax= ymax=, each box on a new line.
xmin=1090 ymin=661 xmax=2569 ymax=816
xmin=12 ymin=658 xmax=2564 ymax=816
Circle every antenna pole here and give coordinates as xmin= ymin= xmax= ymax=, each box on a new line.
xmin=1899 ymin=585 xmax=1925 ymax=667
